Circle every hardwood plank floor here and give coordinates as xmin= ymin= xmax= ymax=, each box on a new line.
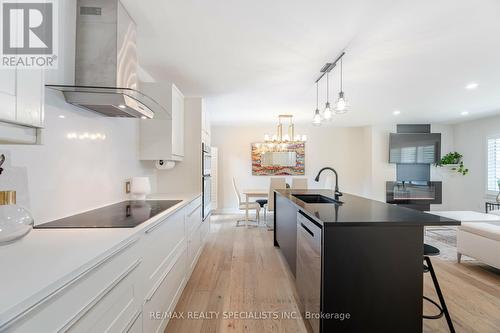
xmin=165 ymin=215 xmax=500 ymax=333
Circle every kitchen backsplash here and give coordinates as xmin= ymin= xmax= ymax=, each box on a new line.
xmin=0 ymin=90 xmax=156 ymax=225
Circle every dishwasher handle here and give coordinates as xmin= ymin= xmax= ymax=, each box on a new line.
xmin=300 ymin=222 xmax=314 ymax=237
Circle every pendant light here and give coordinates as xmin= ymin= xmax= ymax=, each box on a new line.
xmin=312 ymin=82 xmax=322 ymax=126
xmin=335 ymin=57 xmax=349 ymax=114
xmin=323 ymin=72 xmax=333 ymax=121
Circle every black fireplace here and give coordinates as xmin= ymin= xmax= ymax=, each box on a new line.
xmin=386 ymin=181 xmax=442 ymax=211
xmin=386 ymin=124 xmax=443 ymax=211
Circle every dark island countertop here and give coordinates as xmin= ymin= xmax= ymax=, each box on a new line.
xmin=275 ymin=189 xmax=460 ymax=227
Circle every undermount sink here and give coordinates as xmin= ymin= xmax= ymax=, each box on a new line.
xmin=292 ymin=194 xmax=342 ymax=204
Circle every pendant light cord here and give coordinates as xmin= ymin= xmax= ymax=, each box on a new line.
xmin=326 ymin=72 xmax=329 ymax=102
xmin=316 ymin=82 xmax=319 ymax=109
xmin=340 ymin=58 xmax=343 ymax=92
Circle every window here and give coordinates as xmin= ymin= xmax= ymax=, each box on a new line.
xmin=487 ymin=137 xmax=500 ymax=191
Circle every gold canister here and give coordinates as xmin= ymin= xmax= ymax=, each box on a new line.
xmin=0 ymin=191 xmax=16 ymax=205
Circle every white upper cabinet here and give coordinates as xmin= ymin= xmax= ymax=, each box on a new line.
xmin=171 ymin=84 xmax=185 ymax=158
xmin=140 ymin=82 xmax=185 ymax=161
xmin=0 ymin=69 xmax=17 ymax=123
xmin=0 ymin=0 xmax=44 ymax=131
xmin=0 ymin=68 xmax=44 ymax=144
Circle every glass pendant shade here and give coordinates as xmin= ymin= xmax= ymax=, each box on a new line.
xmin=0 ymin=191 xmax=34 ymax=244
xmin=323 ymin=102 xmax=333 ymax=120
xmin=334 ymin=91 xmax=348 ymax=114
xmin=312 ymin=109 xmax=322 ymax=126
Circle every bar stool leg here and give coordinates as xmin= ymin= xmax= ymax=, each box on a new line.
xmin=424 ymin=256 xmax=456 ymax=333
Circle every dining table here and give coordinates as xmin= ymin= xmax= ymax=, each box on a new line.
xmin=241 ymin=188 xmax=268 ymax=225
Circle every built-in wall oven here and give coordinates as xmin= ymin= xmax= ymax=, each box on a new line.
xmin=202 ymin=143 xmax=211 ymax=220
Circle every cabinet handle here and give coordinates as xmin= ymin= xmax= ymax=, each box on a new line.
xmin=145 ymin=218 xmax=168 ymax=234
xmin=187 ymin=204 xmax=201 ymax=217
xmin=122 ymin=309 xmax=141 ymax=333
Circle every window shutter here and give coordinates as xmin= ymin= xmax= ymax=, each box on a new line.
xmin=487 ymin=138 xmax=500 ymax=191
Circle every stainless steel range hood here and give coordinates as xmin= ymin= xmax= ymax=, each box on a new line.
xmin=46 ymin=0 xmax=163 ymax=119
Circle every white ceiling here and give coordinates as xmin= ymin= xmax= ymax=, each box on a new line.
xmin=122 ymin=0 xmax=500 ymax=126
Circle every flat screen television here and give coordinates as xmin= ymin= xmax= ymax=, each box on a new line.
xmin=389 ymin=133 xmax=441 ymax=164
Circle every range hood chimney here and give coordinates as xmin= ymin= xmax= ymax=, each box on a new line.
xmin=47 ymin=0 xmax=164 ymax=119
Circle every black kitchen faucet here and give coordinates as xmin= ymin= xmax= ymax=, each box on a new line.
xmin=314 ymin=167 xmax=343 ymax=198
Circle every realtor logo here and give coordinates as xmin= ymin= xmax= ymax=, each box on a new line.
xmin=1 ymin=0 xmax=58 ymax=68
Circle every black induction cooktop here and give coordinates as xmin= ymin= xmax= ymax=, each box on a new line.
xmin=34 ymin=200 xmax=182 ymax=229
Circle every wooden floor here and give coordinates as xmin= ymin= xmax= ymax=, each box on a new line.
xmin=165 ymin=215 xmax=500 ymax=333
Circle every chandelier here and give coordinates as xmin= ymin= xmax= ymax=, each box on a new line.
xmin=264 ymin=115 xmax=307 ymax=144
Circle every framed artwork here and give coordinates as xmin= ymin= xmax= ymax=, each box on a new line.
xmin=251 ymin=142 xmax=305 ymax=175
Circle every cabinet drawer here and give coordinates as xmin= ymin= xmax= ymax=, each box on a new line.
xmin=143 ymin=248 xmax=187 ymax=333
xmin=187 ymin=225 xmax=201 ymax=273
xmin=184 ymin=196 xmax=202 ymax=218
xmin=186 ymin=204 xmax=202 ymax=235
xmin=141 ymin=208 xmax=185 ymax=295
xmin=3 ymin=238 xmax=141 ymax=333
xmin=63 ymin=261 xmax=141 ymax=333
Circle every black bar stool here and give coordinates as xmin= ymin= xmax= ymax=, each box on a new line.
xmin=423 ymin=244 xmax=455 ymax=333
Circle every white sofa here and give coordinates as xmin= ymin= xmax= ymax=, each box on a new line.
xmin=427 ymin=211 xmax=500 ymax=269
xmin=457 ymin=221 xmax=500 ymax=269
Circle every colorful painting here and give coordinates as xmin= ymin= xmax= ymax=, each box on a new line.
xmin=251 ymin=142 xmax=305 ymax=175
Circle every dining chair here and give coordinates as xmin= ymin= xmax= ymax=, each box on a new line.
xmin=232 ymin=177 xmax=261 ymax=226
xmin=292 ymin=177 xmax=308 ymax=189
xmin=264 ymin=177 xmax=287 ymax=228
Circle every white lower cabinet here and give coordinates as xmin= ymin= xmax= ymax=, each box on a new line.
xmin=2 ymin=196 xmax=207 ymax=333
xmin=142 ymin=249 xmax=188 ymax=333
xmin=188 ymin=224 xmax=201 ymax=273
xmin=67 ymin=261 xmax=141 ymax=333
xmin=3 ymin=237 xmax=142 ymax=333
xmin=139 ymin=208 xmax=186 ymax=299
xmin=127 ymin=313 xmax=142 ymax=333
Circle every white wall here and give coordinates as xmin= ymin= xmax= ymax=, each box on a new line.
xmin=448 ymin=115 xmax=500 ymax=211
xmin=212 ymin=123 xmax=456 ymax=212
xmin=0 ymin=0 xmax=156 ymax=224
xmin=0 ymin=93 xmax=156 ymax=225
xmin=211 ymin=124 xmax=371 ymax=212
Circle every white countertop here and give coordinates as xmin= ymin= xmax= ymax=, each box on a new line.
xmin=0 ymin=193 xmax=201 ymax=327
xmin=427 ymin=210 xmax=500 ymax=222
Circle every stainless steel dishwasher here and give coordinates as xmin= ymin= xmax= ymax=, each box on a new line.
xmin=296 ymin=211 xmax=322 ymax=333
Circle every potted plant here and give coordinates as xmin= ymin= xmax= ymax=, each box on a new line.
xmin=435 ymin=152 xmax=469 ymax=175
xmin=496 ymin=179 xmax=500 ymax=203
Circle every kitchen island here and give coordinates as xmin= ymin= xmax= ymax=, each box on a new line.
xmin=274 ymin=189 xmax=459 ymax=333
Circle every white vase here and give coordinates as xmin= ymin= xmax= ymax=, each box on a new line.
xmin=0 ymin=205 xmax=34 ymax=244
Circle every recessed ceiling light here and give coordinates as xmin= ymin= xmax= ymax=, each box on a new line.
xmin=141 ymin=116 xmax=147 ymax=119
xmin=393 ymin=110 xmax=401 ymax=115
xmin=58 ymin=115 xmax=65 ymax=119
xmin=461 ymin=111 xmax=469 ymax=116
xmin=118 ymin=104 xmax=126 ymax=109
xmin=465 ymin=82 xmax=478 ymax=90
